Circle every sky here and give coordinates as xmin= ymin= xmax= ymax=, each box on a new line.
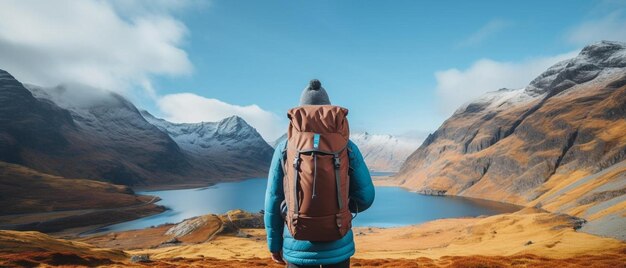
xmin=1 ymin=0 xmax=625 ymax=141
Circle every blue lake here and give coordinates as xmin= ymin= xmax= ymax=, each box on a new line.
xmin=90 ymin=178 xmax=519 ymax=234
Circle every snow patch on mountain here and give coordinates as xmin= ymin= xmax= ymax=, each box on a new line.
xmin=350 ymin=132 xmax=422 ymax=172
xmin=25 ymin=83 xmax=173 ymax=145
xmin=141 ymin=111 xmax=272 ymax=159
xmin=454 ymin=41 xmax=626 ymax=116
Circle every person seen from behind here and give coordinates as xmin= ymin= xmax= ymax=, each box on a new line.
xmin=264 ymin=79 xmax=375 ymax=268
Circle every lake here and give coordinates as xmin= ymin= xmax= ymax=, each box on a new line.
xmin=90 ymin=178 xmax=519 ymax=234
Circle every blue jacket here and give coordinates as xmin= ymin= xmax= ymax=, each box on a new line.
xmin=264 ymin=139 xmax=375 ymax=265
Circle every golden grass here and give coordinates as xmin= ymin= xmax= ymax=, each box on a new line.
xmin=0 ymin=161 xmax=148 ymax=215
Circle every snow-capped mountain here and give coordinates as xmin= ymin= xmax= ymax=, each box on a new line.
xmin=454 ymin=40 xmax=626 ymax=117
xmin=351 ymin=132 xmax=421 ymax=172
xmin=141 ymin=111 xmax=273 ymax=176
xmin=396 ymin=41 xmax=626 ymax=240
xmin=21 ymin=82 xmax=192 ymax=185
xmin=0 ymin=71 xmax=273 ymax=186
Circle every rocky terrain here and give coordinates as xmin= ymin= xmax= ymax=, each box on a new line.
xmin=351 ymin=132 xmax=421 ymax=172
xmin=0 ymin=68 xmax=272 ymax=186
xmin=395 ymin=41 xmax=626 ymax=240
xmin=81 ymin=209 xmax=264 ymax=251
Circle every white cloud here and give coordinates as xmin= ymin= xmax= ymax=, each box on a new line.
xmin=0 ymin=0 xmax=284 ymax=141
xmin=459 ymin=19 xmax=510 ymax=47
xmin=0 ymin=0 xmax=192 ymax=95
xmin=157 ymin=93 xmax=286 ymax=141
xmin=434 ymin=50 xmax=579 ymax=115
xmin=567 ymin=11 xmax=626 ymax=44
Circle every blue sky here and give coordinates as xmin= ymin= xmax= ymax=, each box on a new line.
xmin=1 ymin=0 xmax=625 ymax=141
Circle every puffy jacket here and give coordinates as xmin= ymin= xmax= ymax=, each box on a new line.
xmin=264 ymin=139 xmax=375 ymax=265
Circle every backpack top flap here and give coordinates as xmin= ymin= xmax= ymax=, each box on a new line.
xmin=287 ymin=105 xmax=350 ymax=152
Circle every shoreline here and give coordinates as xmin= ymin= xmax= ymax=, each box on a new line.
xmin=373 ymin=175 xmax=526 ymax=211
xmin=0 ymin=173 xmax=604 ymax=243
xmin=73 ymin=176 xmax=526 ymax=237
xmin=131 ymin=175 xmax=269 ymax=192
xmin=0 ymin=194 xmax=165 ymax=239
xmin=2 ymin=207 xmax=624 ymax=267
xmin=79 ymin=176 xmax=523 ymax=237
xmin=84 ymin=207 xmax=624 ymax=262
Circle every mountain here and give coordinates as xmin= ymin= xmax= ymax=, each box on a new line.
xmin=22 ymin=82 xmax=191 ymax=185
xmin=395 ymin=41 xmax=626 ymax=240
xmin=351 ymin=132 xmax=421 ymax=172
xmin=0 ymin=70 xmax=75 ymax=166
xmin=0 ymin=69 xmax=272 ymax=186
xmin=141 ymin=111 xmax=273 ymax=178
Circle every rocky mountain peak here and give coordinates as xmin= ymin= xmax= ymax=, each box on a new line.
xmin=579 ymin=40 xmax=626 ymax=64
xmin=455 ymin=41 xmax=626 ymax=116
xmin=216 ymin=116 xmax=254 ymax=135
xmin=528 ymin=41 xmax=626 ymax=95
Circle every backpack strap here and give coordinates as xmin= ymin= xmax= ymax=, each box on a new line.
xmin=333 ymin=152 xmax=343 ymax=211
xmin=292 ymin=151 xmax=302 ymax=219
xmin=279 ymin=145 xmax=287 ymax=176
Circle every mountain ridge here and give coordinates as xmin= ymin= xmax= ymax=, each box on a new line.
xmin=141 ymin=111 xmax=273 ymax=178
xmin=396 ymin=40 xmax=626 ymax=240
xmin=0 ymin=69 xmax=272 ymax=186
xmin=351 ymin=132 xmax=422 ymax=172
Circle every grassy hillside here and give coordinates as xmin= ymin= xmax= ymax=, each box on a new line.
xmin=2 ymin=209 xmax=624 ymax=267
xmin=0 ymin=161 xmax=164 ymax=233
xmin=395 ymin=42 xmax=626 ymax=240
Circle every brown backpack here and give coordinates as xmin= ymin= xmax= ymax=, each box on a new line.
xmin=281 ymin=105 xmax=352 ymax=242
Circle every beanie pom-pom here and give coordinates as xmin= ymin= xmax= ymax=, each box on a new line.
xmin=309 ymin=79 xmax=321 ymax=90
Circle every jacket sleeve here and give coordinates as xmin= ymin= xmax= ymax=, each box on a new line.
xmin=264 ymin=140 xmax=286 ymax=253
xmin=347 ymin=140 xmax=375 ymax=213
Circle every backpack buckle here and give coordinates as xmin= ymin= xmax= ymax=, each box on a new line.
xmin=293 ymin=156 xmax=301 ymax=169
xmin=333 ymin=155 xmax=341 ymax=168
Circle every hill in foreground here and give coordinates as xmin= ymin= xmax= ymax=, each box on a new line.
xmin=1 ymin=209 xmax=624 ymax=267
xmin=0 ymin=161 xmax=164 ymax=233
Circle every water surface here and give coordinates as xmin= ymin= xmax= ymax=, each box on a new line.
xmin=91 ymin=178 xmax=519 ymax=233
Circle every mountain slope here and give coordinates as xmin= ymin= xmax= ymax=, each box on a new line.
xmin=0 ymin=69 xmax=272 ymax=185
xmin=0 ymin=161 xmax=147 ymax=215
xmin=0 ymin=161 xmax=165 ymax=233
xmin=24 ymin=83 xmax=191 ymax=185
xmin=396 ymin=41 xmax=626 ymax=240
xmin=351 ymin=132 xmax=421 ymax=172
xmin=0 ymin=70 xmax=75 ymax=166
xmin=141 ymin=111 xmax=273 ymax=178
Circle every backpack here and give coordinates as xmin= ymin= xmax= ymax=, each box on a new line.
xmin=281 ymin=105 xmax=352 ymax=242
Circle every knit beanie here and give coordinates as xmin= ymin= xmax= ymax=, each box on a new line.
xmin=299 ymin=79 xmax=331 ymax=105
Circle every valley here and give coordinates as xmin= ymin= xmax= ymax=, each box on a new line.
xmin=0 ymin=41 xmax=624 ymax=267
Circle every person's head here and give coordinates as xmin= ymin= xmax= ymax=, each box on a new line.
xmin=300 ymin=79 xmax=331 ymax=106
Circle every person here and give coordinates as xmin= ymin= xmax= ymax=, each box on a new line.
xmin=264 ymin=79 xmax=375 ymax=268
